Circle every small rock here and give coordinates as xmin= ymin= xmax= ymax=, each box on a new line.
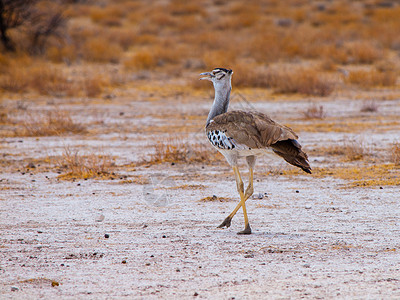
xmin=51 ymin=281 xmax=59 ymax=287
xmin=193 ymin=292 xmax=199 ymax=297
xmin=95 ymin=214 xmax=105 ymax=222
xmin=27 ymin=162 xmax=36 ymax=169
xmin=176 ymin=268 xmax=180 ymax=272
xmin=122 ymin=260 xmax=127 ymax=264
xmin=104 ymin=234 xmax=110 ymax=238
xmin=162 ymin=235 xmax=167 ymax=238
xmin=11 ymin=286 xmax=19 ymax=292
xmin=145 ymin=263 xmax=151 ymax=266
xmin=296 ymin=190 xmax=300 ymax=193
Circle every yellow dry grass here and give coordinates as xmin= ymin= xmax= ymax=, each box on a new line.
xmin=283 ymin=163 xmax=400 ymax=188
xmin=391 ymin=143 xmax=400 ymax=165
xmin=20 ymin=111 xmax=86 ymax=137
xmin=144 ymin=138 xmax=223 ymax=165
xmin=57 ymin=147 xmax=116 ymax=180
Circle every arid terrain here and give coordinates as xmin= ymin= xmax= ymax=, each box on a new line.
xmin=1 ymin=0 xmax=400 ymax=298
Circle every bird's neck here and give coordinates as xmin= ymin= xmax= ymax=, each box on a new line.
xmin=206 ymin=83 xmax=231 ymax=126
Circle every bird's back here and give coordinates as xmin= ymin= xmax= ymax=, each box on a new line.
xmin=206 ymin=110 xmax=311 ymax=173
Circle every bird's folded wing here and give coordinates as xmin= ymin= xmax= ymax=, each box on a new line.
xmin=206 ymin=110 xmax=298 ymax=149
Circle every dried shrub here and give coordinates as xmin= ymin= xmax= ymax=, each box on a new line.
xmin=21 ymin=110 xmax=86 ymax=136
xmin=90 ymin=5 xmax=125 ymax=27
xmin=231 ymin=63 xmax=270 ymax=88
xmin=360 ymin=101 xmax=378 ymax=113
xmin=302 ymin=104 xmax=326 ymax=119
xmin=343 ymin=140 xmax=367 ymax=161
xmin=345 ymin=41 xmax=383 ymax=64
xmin=202 ymin=50 xmax=237 ymax=71
xmin=346 ymin=69 xmax=397 ymax=87
xmin=124 ymin=51 xmax=157 ymax=70
xmin=29 ymin=65 xmax=73 ymax=96
xmin=390 ymin=143 xmax=400 ymax=165
xmin=269 ymin=68 xmax=335 ymax=96
xmin=146 ymin=138 xmax=222 ymax=165
xmin=168 ymin=1 xmax=206 ymax=16
xmin=81 ymin=37 xmax=122 ymax=63
xmin=0 ymin=68 xmax=30 ymax=93
xmin=58 ymin=147 xmax=116 ymax=180
xmin=83 ymin=76 xmax=104 ymax=97
xmin=46 ymin=45 xmax=77 ymax=63
xmin=106 ymin=28 xmax=136 ymax=50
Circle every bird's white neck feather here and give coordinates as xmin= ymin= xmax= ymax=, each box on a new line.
xmin=206 ymin=80 xmax=231 ymax=126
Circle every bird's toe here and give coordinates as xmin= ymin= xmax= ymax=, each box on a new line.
xmin=217 ymin=216 xmax=232 ymax=228
xmin=237 ymin=224 xmax=252 ymax=235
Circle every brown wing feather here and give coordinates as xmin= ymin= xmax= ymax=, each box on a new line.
xmin=206 ymin=110 xmax=297 ymax=147
xmin=206 ymin=110 xmax=311 ymax=174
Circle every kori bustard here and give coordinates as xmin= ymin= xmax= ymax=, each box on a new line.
xmin=201 ymin=68 xmax=311 ymax=234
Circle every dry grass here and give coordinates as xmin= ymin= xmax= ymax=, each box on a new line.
xmin=390 ymin=143 xmax=400 ymax=165
xmin=312 ymin=139 xmax=369 ymax=162
xmin=20 ymin=111 xmax=86 ymax=136
xmin=269 ymin=68 xmax=335 ymax=96
xmin=124 ymin=51 xmax=157 ymax=71
xmin=57 ymin=147 xmax=116 ymax=180
xmin=144 ymin=138 xmax=222 ymax=165
xmin=360 ymin=101 xmax=378 ymax=113
xmin=0 ymin=69 xmax=30 ymax=93
xmin=199 ymin=195 xmax=233 ymax=202
xmin=1 ymin=0 xmax=400 ymax=98
xmin=342 ymin=140 xmax=369 ymax=161
xmin=346 ymin=69 xmax=397 ymax=87
xmin=81 ymin=37 xmax=123 ymax=63
xmin=302 ymin=104 xmax=326 ymax=119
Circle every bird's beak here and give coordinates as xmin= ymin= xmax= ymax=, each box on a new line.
xmin=199 ymin=72 xmax=213 ymax=81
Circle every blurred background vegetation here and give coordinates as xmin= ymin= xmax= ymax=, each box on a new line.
xmin=0 ymin=0 xmax=399 ymax=97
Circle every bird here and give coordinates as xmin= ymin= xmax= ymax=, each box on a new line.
xmin=200 ymin=67 xmax=311 ymax=235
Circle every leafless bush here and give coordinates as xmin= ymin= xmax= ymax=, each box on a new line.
xmin=0 ymin=0 xmax=66 ymax=54
xmin=390 ymin=142 xmax=400 ymax=165
xmin=360 ymin=100 xmax=378 ymax=113
xmin=21 ymin=110 xmax=86 ymax=136
xmin=58 ymin=147 xmax=116 ymax=180
xmin=302 ymin=104 xmax=326 ymax=119
xmin=0 ymin=0 xmax=37 ymax=51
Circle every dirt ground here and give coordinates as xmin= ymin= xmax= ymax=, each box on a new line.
xmin=1 ymin=87 xmax=400 ymax=299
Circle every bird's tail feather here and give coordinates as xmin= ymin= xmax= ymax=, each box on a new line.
xmin=270 ymin=139 xmax=312 ymax=174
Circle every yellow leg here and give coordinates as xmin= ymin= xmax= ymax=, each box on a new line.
xmin=218 ymin=166 xmax=253 ymax=234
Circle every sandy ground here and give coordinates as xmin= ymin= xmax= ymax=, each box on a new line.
xmin=1 ymin=92 xmax=400 ymax=299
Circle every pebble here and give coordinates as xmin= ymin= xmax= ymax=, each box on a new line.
xmin=95 ymin=214 xmax=105 ymax=222
xmin=11 ymin=286 xmax=19 ymax=292
xmin=104 ymin=234 xmax=110 ymax=238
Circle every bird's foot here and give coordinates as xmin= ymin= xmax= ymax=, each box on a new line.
xmin=217 ymin=216 xmax=232 ymax=228
xmin=237 ymin=224 xmax=252 ymax=235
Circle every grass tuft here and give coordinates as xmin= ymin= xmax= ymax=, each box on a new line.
xmin=360 ymin=101 xmax=378 ymax=113
xmin=269 ymin=68 xmax=335 ymax=96
xmin=21 ymin=111 xmax=86 ymax=136
xmin=390 ymin=142 xmax=400 ymax=165
xmin=57 ymin=147 xmax=116 ymax=180
xmin=144 ymin=138 xmax=222 ymax=165
xmin=302 ymin=104 xmax=326 ymax=119
xmin=346 ymin=69 xmax=397 ymax=87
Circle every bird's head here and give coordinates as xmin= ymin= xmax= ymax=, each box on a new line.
xmin=200 ymin=68 xmax=233 ymax=89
